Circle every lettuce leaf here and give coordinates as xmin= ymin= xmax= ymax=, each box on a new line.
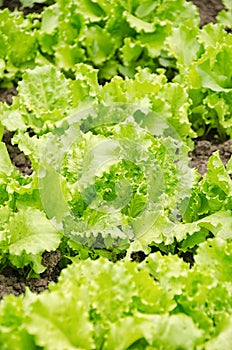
xmin=2 ymin=208 xmax=62 ymax=273
xmin=0 ymin=9 xmax=37 ymax=81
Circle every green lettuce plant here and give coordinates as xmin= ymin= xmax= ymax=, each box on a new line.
xmin=1 ymin=236 xmax=232 ymax=349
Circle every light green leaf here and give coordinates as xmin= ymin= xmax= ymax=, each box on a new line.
xmin=18 ymin=65 xmax=72 ymax=126
xmin=177 ymin=211 xmax=232 ymax=246
xmin=0 ymin=100 xmax=27 ymax=132
xmin=84 ymin=25 xmax=115 ymax=65
xmin=0 ymin=295 xmax=36 ymax=350
xmin=206 ymin=151 xmax=232 ymax=195
xmin=198 ymin=23 xmax=227 ymax=48
xmin=193 ymin=41 xmax=232 ymax=91
xmin=27 ymin=287 xmax=94 ymax=350
xmin=217 ymin=0 xmax=232 ymax=27
xmin=204 ymin=317 xmax=232 ymax=350
xmin=195 ymin=237 xmax=232 ymax=282
xmin=123 ymin=12 xmax=156 ymax=33
xmin=120 ymin=37 xmax=144 ymax=66
xmin=167 ymin=24 xmax=200 ymax=67
xmin=0 ymin=142 xmax=13 ymax=176
xmin=55 ymin=43 xmax=85 ymax=70
xmin=138 ymin=24 xmax=169 ymax=57
xmin=5 ymin=208 xmax=62 ymax=265
xmin=104 ymin=314 xmax=202 ymax=350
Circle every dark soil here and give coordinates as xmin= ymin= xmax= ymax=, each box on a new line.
xmin=0 ymin=87 xmax=17 ymax=105
xmin=0 ymin=88 xmax=33 ymax=175
xmin=0 ymin=0 xmax=46 ymax=15
xmin=0 ymin=250 xmax=62 ymax=299
xmin=189 ymin=139 xmax=232 ymax=175
xmin=190 ymin=0 xmax=224 ymax=26
xmin=0 ymin=0 xmax=230 ymax=299
xmin=2 ymin=130 xmax=33 ymax=175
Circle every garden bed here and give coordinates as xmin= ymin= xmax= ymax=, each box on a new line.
xmin=0 ymin=0 xmax=230 ymax=300
xmin=0 ymin=0 xmax=232 ymax=348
